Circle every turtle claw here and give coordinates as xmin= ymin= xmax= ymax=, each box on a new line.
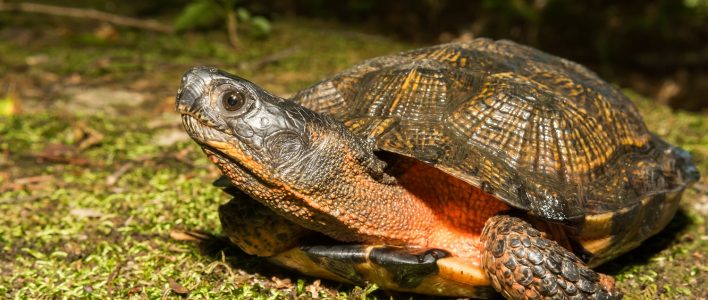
xmin=481 ymin=215 xmax=622 ymax=300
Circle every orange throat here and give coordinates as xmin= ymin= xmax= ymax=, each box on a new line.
xmin=303 ymin=155 xmax=510 ymax=262
xmin=387 ymin=157 xmax=510 ymax=260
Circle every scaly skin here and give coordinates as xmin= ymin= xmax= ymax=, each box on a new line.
xmin=218 ymin=190 xmax=311 ymax=257
xmin=481 ymin=215 xmax=622 ymax=300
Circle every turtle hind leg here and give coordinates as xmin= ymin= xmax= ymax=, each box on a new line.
xmin=481 ymin=215 xmax=622 ymax=300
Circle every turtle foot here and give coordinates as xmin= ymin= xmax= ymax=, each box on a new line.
xmin=481 ymin=215 xmax=622 ymax=300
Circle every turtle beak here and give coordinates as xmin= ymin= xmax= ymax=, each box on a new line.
xmin=176 ymin=66 xmax=213 ymax=114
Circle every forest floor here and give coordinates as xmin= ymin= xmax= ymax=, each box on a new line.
xmin=1 ymin=12 xmax=706 ymax=300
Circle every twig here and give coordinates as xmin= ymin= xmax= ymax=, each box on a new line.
xmin=169 ymin=229 xmax=215 ymax=242
xmin=0 ymin=194 xmax=44 ymax=205
xmin=0 ymin=2 xmax=173 ymax=33
xmin=0 ymin=175 xmax=58 ymax=193
xmin=106 ymin=162 xmax=134 ymax=186
xmin=226 ymin=9 xmax=239 ymax=50
xmin=106 ymin=259 xmax=126 ymax=296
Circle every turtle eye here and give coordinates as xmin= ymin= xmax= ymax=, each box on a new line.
xmin=221 ymin=91 xmax=246 ymax=112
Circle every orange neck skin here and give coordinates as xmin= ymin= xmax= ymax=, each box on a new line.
xmin=254 ymin=150 xmax=509 ymax=261
xmin=328 ymin=156 xmax=509 ymax=261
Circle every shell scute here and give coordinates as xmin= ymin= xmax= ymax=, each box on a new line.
xmin=290 ymin=38 xmax=697 ymax=221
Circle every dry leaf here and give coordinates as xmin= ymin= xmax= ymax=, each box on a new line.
xmin=70 ymin=208 xmax=103 ymax=218
xmin=307 ymin=282 xmax=319 ymax=299
xmin=169 ymin=229 xmax=211 ymax=241
xmin=63 ymin=242 xmax=82 ymax=256
xmin=94 ymin=23 xmax=118 ymax=41
xmin=106 ymin=162 xmax=134 ymax=186
xmin=168 ymin=278 xmax=189 ymax=295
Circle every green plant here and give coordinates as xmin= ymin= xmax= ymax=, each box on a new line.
xmin=174 ymin=0 xmax=272 ymax=49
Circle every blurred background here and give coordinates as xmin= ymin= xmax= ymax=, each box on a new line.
xmin=1 ymin=0 xmax=707 ymax=114
xmin=255 ymin=0 xmax=708 ymax=111
xmin=1 ymin=1 xmax=706 ymax=299
xmin=0 ymin=0 xmax=708 ymax=111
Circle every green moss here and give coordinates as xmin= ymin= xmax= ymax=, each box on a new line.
xmin=0 ymin=113 xmax=329 ymax=298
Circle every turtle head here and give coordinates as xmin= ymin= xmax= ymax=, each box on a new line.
xmin=176 ymin=67 xmax=387 ymax=197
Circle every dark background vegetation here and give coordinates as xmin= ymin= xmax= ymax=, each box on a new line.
xmin=249 ymin=0 xmax=708 ymax=111
xmin=2 ymin=0 xmax=707 ymax=110
xmin=154 ymin=0 xmax=708 ymax=110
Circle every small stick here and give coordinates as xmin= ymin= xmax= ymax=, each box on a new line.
xmin=226 ymin=10 xmax=239 ymax=50
xmin=105 ymin=162 xmax=134 ymax=186
xmin=0 ymin=2 xmax=173 ymax=33
xmin=106 ymin=259 xmax=126 ymax=296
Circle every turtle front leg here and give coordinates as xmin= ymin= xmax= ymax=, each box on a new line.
xmin=218 ymin=189 xmax=311 ymax=256
xmin=481 ymin=215 xmax=622 ymax=300
xmin=269 ymin=245 xmax=498 ymax=298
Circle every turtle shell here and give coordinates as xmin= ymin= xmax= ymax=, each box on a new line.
xmin=290 ymin=38 xmax=696 ymax=222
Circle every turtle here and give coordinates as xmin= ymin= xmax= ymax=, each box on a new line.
xmin=175 ymin=38 xmax=700 ymax=299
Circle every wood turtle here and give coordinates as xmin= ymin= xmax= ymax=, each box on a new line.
xmin=176 ymin=38 xmax=700 ymax=299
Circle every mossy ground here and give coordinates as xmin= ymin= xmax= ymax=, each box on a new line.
xmin=1 ymin=14 xmax=706 ymax=299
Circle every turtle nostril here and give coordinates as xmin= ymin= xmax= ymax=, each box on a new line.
xmin=176 ymin=84 xmax=200 ymax=112
xmin=176 ymin=67 xmax=212 ymax=112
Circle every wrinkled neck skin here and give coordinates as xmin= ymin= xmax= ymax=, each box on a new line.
xmin=204 ymin=101 xmax=453 ymax=251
